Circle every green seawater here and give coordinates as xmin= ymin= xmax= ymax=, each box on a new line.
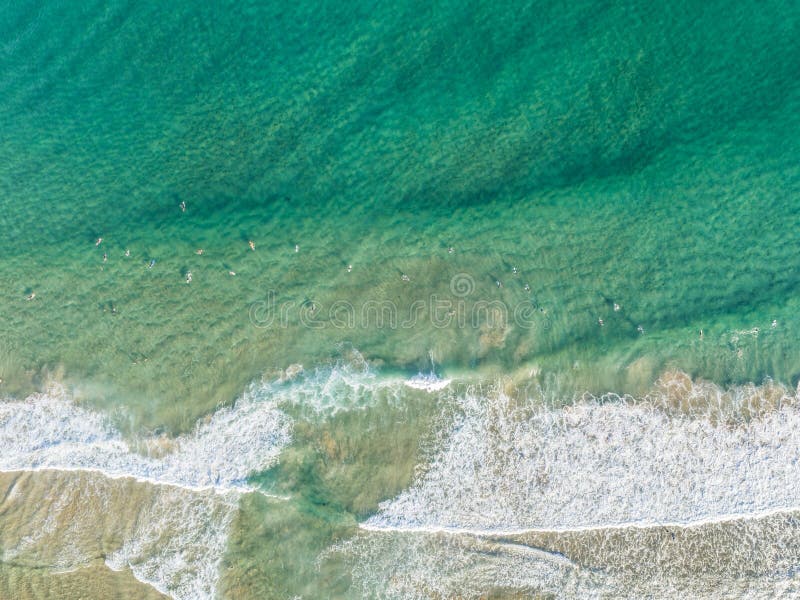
xmin=1 ymin=0 xmax=800 ymax=598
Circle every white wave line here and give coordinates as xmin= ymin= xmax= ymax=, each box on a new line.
xmin=360 ymin=504 xmax=800 ymax=536
xmin=0 ymin=466 xmax=290 ymax=500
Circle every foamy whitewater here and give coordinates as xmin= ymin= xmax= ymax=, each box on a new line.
xmin=0 ymin=365 xmax=426 ymax=599
xmin=365 ymin=377 xmax=800 ymax=534
xmin=0 ymin=360 xmax=400 ymax=493
xmin=404 ymin=374 xmax=453 ymax=393
xmin=0 ymin=387 xmax=291 ymax=493
xmin=0 ymin=368 xmax=381 ymax=600
xmin=7 ymin=369 xmax=800 ymax=598
xmin=0 ymin=381 xmax=292 ymax=599
xmin=329 ymin=376 xmax=800 ymax=598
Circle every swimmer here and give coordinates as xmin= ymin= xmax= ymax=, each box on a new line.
xmin=495 ymin=280 xmax=503 ymax=288
xmin=637 ymin=325 xmax=644 ymax=334
xmin=249 ymin=240 xmax=256 ymax=251
xmin=448 ymin=247 xmax=455 ymax=254
xmin=186 ymin=271 xmax=192 ymax=284
xmin=124 ymin=249 xmax=130 ymax=257
xmin=95 ymin=237 xmax=103 ymax=247
xmin=103 ymin=253 xmax=107 ymax=263
xmin=598 ymin=318 xmax=604 ymax=327
xmin=347 ymin=264 xmax=352 ymax=273
xmin=512 ymin=266 xmax=518 ymax=275
xmin=195 ymin=249 xmax=204 ymax=255
xmin=228 ymin=270 xmax=236 ymax=276
xmin=179 ymin=201 xmax=186 ymax=212
xmin=613 ymin=303 xmax=621 ymax=312
xmin=147 ymin=259 xmax=156 ymax=269
xmin=772 ymin=319 xmax=778 ymax=328
xmin=523 ymin=283 xmax=531 ymax=292
xmin=401 ymin=273 xmax=410 ymax=282
xmin=700 ymin=329 xmax=704 ymax=340
xmin=25 ymin=292 xmax=36 ymax=301
xmin=294 ymin=244 xmax=300 ymax=253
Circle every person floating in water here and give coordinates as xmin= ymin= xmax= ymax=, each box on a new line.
xmin=598 ymin=318 xmax=604 ymax=326
xmin=347 ymin=264 xmax=353 ymax=273
xmin=228 ymin=270 xmax=236 ymax=276
xmin=613 ymin=303 xmax=621 ymax=312
xmin=95 ymin=237 xmax=103 ymax=247
xmin=401 ymin=273 xmax=410 ymax=282
xmin=249 ymin=240 xmax=256 ymax=251
xmin=148 ymin=259 xmax=156 ymax=269
xmin=179 ymin=201 xmax=186 ymax=212
xmin=25 ymin=292 xmax=35 ymax=301
xmin=294 ymin=244 xmax=300 ymax=253
xmin=103 ymin=252 xmax=107 ymax=263
xmin=186 ymin=271 xmax=192 ymax=283
xmin=124 ymin=249 xmax=130 ymax=257
xmin=195 ymin=249 xmax=204 ymax=255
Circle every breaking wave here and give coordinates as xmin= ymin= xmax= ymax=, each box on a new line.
xmin=0 ymin=362 xmax=407 ymax=600
xmin=347 ymin=373 xmax=800 ymax=598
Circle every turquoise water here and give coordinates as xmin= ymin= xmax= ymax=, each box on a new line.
xmin=2 ymin=0 xmax=800 ymax=598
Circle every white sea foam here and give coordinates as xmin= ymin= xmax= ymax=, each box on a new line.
xmin=0 ymin=363 xmax=411 ymax=496
xmin=264 ymin=362 xmax=446 ymax=417
xmin=404 ymin=373 xmax=452 ymax=392
xmin=0 ymin=385 xmax=292 ymax=493
xmin=0 ymin=380 xmax=288 ymax=599
xmin=0 ymin=364 xmax=421 ymax=599
xmin=366 ymin=378 xmax=800 ymax=534
xmin=0 ymin=472 xmax=242 ymax=599
xmin=343 ymin=376 xmax=800 ymax=597
xmin=0 ymin=382 xmax=291 ymax=599
xmin=104 ymin=487 xmax=241 ymax=600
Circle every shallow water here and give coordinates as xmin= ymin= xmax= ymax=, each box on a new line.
xmin=2 ymin=0 xmax=800 ymax=597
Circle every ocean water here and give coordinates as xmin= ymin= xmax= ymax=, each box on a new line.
xmin=2 ymin=0 xmax=800 ymax=598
